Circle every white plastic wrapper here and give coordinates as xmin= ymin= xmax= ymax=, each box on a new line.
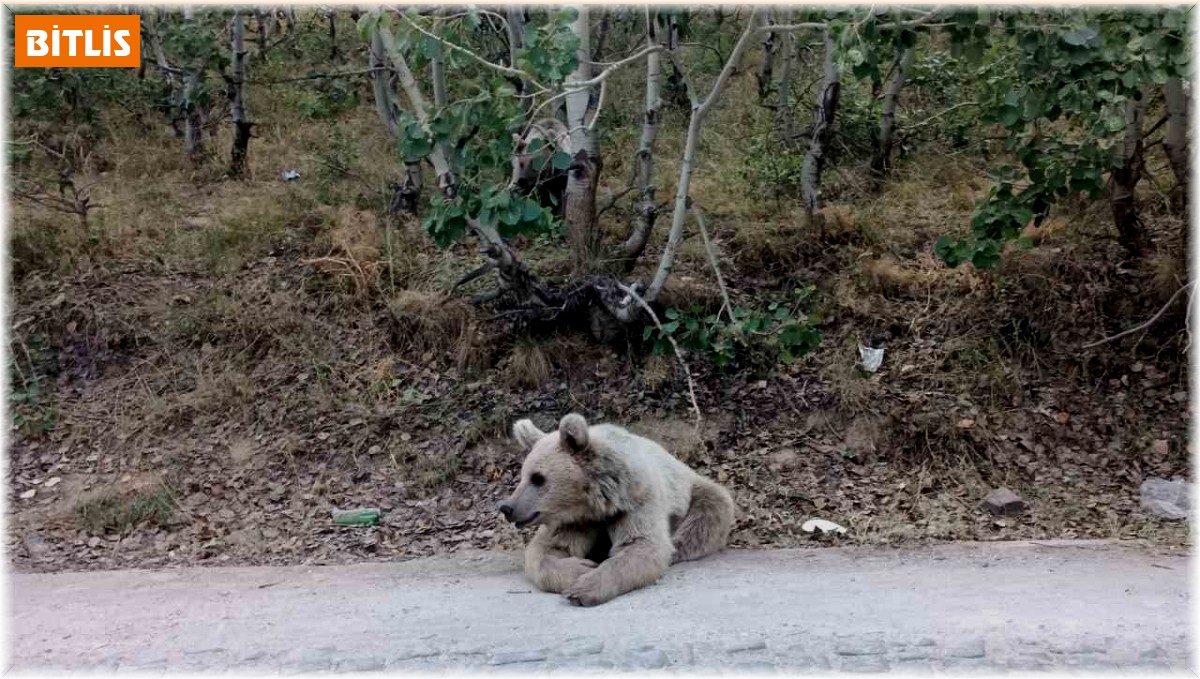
xmin=858 ymin=344 xmax=885 ymax=373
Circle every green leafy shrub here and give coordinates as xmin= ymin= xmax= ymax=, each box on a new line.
xmin=646 ymin=286 xmax=822 ymax=368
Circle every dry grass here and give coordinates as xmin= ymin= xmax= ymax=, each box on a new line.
xmin=640 ymin=353 xmax=673 ymax=391
xmin=387 ymin=290 xmax=478 ymax=369
xmin=505 ymin=337 xmax=553 ymax=389
xmin=75 ymin=484 xmax=175 ymax=536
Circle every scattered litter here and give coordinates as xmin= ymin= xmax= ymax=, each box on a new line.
xmin=802 ymin=518 xmax=847 ymax=535
xmin=857 ymin=344 xmax=884 ymax=373
xmin=331 ymin=507 xmax=381 ymax=526
xmin=1140 ymin=477 xmax=1190 ymax=520
xmin=281 ymin=169 xmax=301 ymax=181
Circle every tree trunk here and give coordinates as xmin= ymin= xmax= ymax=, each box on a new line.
xmin=284 ymin=7 xmax=297 ymax=42
xmin=775 ymin=9 xmax=795 ymax=147
xmin=369 ymin=26 xmax=421 ymax=216
xmin=376 ymin=17 xmax=544 ymax=304
xmin=800 ymin=29 xmax=841 ymax=218
xmin=1110 ymin=90 xmax=1148 ymax=256
xmin=255 ymin=7 xmax=271 ymax=54
xmin=328 ymin=10 xmax=339 ymax=61
xmin=756 ymin=22 xmax=777 ymax=101
xmin=622 ymin=11 xmax=663 ymax=272
xmin=183 ymin=69 xmax=204 ymax=162
xmin=564 ymin=5 xmax=601 ymax=273
xmin=872 ymin=42 xmax=915 ymax=182
xmin=430 ymin=26 xmax=447 ymax=111
xmin=504 ymin=6 xmax=531 ymax=123
xmin=594 ymin=9 xmax=612 ymax=60
xmin=229 ymin=10 xmax=251 ymax=177
xmin=645 ymin=11 xmax=760 ymax=305
xmin=1163 ymin=78 xmax=1189 ymax=213
xmin=145 ymin=16 xmax=181 ymax=137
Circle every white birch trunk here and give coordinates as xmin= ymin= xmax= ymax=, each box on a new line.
xmin=1163 ymin=78 xmax=1189 ymax=210
xmin=644 ymin=10 xmax=760 ymax=303
xmin=563 ymin=5 xmax=600 ymax=273
xmin=369 ymin=25 xmax=421 ymax=215
xmin=800 ymin=29 xmax=840 ymax=217
xmin=505 ymin=6 xmax=531 ymax=122
xmin=775 ymin=8 xmax=795 ymax=145
xmin=873 ymin=42 xmax=915 ymax=180
xmin=622 ymin=11 xmax=663 ymax=269
xmin=229 ymin=10 xmax=251 ymax=177
xmin=1110 ymin=90 xmax=1148 ymax=255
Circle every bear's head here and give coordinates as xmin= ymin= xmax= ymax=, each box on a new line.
xmin=498 ymin=413 xmax=599 ymax=528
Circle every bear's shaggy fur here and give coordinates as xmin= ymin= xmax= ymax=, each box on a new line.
xmin=498 ymin=413 xmax=735 ymax=606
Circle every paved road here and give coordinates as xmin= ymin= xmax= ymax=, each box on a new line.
xmin=7 ymin=540 xmax=1192 ymax=674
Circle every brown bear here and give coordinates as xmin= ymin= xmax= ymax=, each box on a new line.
xmin=498 ymin=413 xmax=735 ymax=606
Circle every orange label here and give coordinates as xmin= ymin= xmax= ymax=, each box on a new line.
xmin=14 ymin=15 xmax=140 ymax=68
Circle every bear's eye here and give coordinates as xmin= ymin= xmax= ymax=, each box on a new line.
xmin=530 ymin=472 xmax=546 ymax=487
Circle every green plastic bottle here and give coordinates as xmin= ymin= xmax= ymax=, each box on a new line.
xmin=331 ymin=508 xmax=381 ymax=526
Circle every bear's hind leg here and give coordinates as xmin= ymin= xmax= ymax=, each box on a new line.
xmin=671 ymin=478 xmax=735 ymax=563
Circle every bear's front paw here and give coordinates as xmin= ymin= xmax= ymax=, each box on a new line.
xmin=563 ymin=572 xmax=608 ymax=607
xmin=556 ymin=557 xmax=598 ymax=584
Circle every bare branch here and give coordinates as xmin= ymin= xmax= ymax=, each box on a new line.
xmin=645 ymin=9 xmax=762 ymax=303
xmin=616 ymin=282 xmax=702 ymax=427
xmin=586 ymin=79 xmax=607 ymax=133
xmin=1082 ymin=281 xmax=1194 ymax=349
xmin=691 ymin=203 xmax=734 ymax=323
xmin=397 ymin=11 xmax=549 ymax=94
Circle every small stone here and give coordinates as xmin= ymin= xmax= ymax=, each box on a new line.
xmin=44 ymin=477 xmax=61 ymax=489
xmin=835 ymin=636 xmax=886 ymax=656
xmin=781 ymin=646 xmax=832 ymax=672
xmin=726 ymin=639 xmax=768 ymax=653
xmin=554 ymin=658 xmax=614 ymax=672
xmin=734 ymin=661 xmax=777 ymax=672
xmin=335 ymin=656 xmax=387 ymax=672
xmin=1005 ymin=653 xmax=1052 ymax=671
xmin=624 ymin=647 xmax=668 ymax=669
xmin=1140 ymin=477 xmax=1190 ymax=520
xmin=19 ymin=489 xmax=35 ymax=500
xmin=87 ymin=536 xmax=102 ymax=548
xmin=896 ymin=648 xmax=932 ymax=661
xmin=982 ymin=487 xmax=1025 ymax=516
xmin=942 ymin=658 xmax=994 ymax=674
xmin=278 ymin=648 xmax=334 ymax=674
xmin=555 ymin=639 xmax=604 ymax=658
xmin=22 ymin=531 xmax=49 ymax=557
xmin=947 ymin=638 xmax=986 ymax=659
xmin=839 ymin=656 xmax=891 ymax=673
xmin=1152 ymin=439 xmax=1171 ymax=455
xmin=489 ymin=650 xmax=546 ymax=666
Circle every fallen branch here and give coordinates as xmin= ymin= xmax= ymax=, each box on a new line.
xmin=616 ymin=282 xmax=702 ymax=427
xmin=1081 ymin=281 xmax=1194 ymax=349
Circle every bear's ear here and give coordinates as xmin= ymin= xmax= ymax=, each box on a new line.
xmin=558 ymin=413 xmax=590 ymax=454
xmin=512 ymin=419 xmax=546 ymax=451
